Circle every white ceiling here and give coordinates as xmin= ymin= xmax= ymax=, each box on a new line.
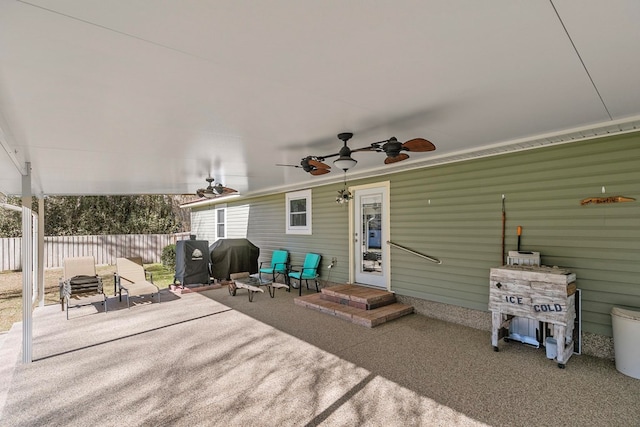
xmin=1 ymin=1 xmax=639 ymax=198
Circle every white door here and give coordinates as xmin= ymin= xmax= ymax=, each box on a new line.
xmin=353 ymin=184 xmax=389 ymax=288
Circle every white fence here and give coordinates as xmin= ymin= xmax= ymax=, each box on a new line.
xmin=0 ymin=232 xmax=191 ymax=271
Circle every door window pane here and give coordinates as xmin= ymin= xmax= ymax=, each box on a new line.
xmin=360 ymin=195 xmax=382 ymax=275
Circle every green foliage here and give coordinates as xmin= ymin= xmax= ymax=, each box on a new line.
xmin=0 ymin=196 xmax=21 ymax=237
xmin=161 ymin=244 xmax=176 ymax=271
xmin=0 ymin=195 xmax=191 ymax=237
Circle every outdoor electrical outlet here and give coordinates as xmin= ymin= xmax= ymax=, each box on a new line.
xmin=332 ymin=257 xmax=337 ymax=263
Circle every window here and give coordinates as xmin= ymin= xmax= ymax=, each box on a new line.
xmin=286 ymin=189 xmax=312 ymax=235
xmin=215 ymin=206 xmax=226 ymax=239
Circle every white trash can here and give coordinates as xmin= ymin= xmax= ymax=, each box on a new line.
xmin=611 ymin=307 xmax=640 ymax=379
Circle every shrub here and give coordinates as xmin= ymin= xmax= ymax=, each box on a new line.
xmin=161 ymin=244 xmax=176 ymax=271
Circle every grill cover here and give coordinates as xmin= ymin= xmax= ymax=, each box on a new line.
xmin=174 ymin=240 xmax=210 ymax=285
xmin=209 ymin=238 xmax=260 ymax=280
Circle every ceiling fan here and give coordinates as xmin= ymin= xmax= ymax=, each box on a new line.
xmin=277 ymin=132 xmax=435 ymax=175
xmin=196 ymin=177 xmax=237 ymax=199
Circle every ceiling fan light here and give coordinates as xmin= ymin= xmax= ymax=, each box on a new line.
xmin=203 ymin=191 xmax=217 ymax=199
xmin=333 ymin=156 xmax=357 ymax=171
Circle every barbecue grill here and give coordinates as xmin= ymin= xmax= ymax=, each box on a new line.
xmin=209 ymin=238 xmax=260 ymax=281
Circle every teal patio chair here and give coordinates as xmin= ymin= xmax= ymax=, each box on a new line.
xmin=259 ymin=249 xmax=289 ymax=283
xmin=288 ymin=253 xmax=321 ymax=296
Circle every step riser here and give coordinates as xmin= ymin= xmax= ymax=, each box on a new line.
xmin=295 ymin=284 xmax=413 ymax=328
xmin=321 ymin=294 xmax=367 ymax=310
xmin=295 ymin=297 xmax=413 ymax=328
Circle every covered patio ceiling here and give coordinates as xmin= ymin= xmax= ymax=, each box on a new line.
xmin=1 ymin=1 xmax=639 ymax=198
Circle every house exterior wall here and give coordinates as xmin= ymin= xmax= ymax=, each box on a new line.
xmin=227 ymin=203 xmax=249 ymax=238
xmin=241 ymin=188 xmax=352 ymax=276
xmin=191 ymin=203 xmax=251 ymax=243
xmin=190 ymin=207 xmax=217 ymax=243
xmin=191 ymin=133 xmax=640 ymax=344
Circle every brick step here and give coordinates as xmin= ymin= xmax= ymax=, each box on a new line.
xmin=295 ymin=292 xmax=414 ymax=328
xmin=320 ymin=284 xmax=397 ymax=309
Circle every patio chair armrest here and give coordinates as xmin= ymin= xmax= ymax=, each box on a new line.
xmin=59 ymin=278 xmax=67 ymax=309
xmin=288 ymin=265 xmax=302 ymax=273
xmin=273 ymin=261 xmax=290 ymax=271
xmin=60 ymin=278 xmax=71 ymax=299
xmin=97 ymin=275 xmax=104 ymax=293
xmin=300 ymin=266 xmax=319 ymax=275
xmin=95 ymin=275 xmax=104 ymax=293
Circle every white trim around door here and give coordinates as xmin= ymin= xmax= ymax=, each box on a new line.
xmin=349 ymin=181 xmax=390 ymax=290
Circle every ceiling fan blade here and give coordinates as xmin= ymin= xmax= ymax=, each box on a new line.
xmin=308 ymin=159 xmax=330 ymax=169
xmin=276 ymin=164 xmax=301 ymax=168
xmin=310 ymin=168 xmax=331 ymax=176
xmin=220 ymin=186 xmax=238 ymax=194
xmin=384 ymin=153 xmax=410 ymax=164
xmin=402 ymin=138 xmax=436 ymax=152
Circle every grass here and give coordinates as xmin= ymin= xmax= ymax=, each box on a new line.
xmin=0 ymin=263 xmax=175 ymax=332
xmin=144 ymin=263 xmax=176 ymax=286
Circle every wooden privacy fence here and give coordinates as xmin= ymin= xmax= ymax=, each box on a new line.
xmin=0 ymin=232 xmax=191 ymax=271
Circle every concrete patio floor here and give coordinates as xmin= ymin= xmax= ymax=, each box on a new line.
xmin=1 ymin=285 xmax=639 ymax=426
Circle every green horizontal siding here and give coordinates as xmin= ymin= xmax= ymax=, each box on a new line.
xmin=192 ymin=133 xmax=640 ymax=337
xmin=388 ymin=134 xmax=640 ymax=336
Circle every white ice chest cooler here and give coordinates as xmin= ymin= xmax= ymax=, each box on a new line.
xmin=489 ymin=262 xmax=578 ymax=367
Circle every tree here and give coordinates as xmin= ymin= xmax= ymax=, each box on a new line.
xmin=0 ymin=196 xmax=22 ymax=237
xmin=0 ymin=195 xmax=192 ymax=237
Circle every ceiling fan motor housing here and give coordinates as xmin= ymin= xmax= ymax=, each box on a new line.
xmin=300 ymin=158 xmax=313 ymax=172
xmin=383 ymin=138 xmax=403 ymax=157
xmin=338 ymin=144 xmax=351 ymax=157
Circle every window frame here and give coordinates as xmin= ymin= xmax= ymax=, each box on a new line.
xmin=215 ymin=204 xmax=226 ymax=239
xmin=285 ymin=189 xmax=312 ymax=235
